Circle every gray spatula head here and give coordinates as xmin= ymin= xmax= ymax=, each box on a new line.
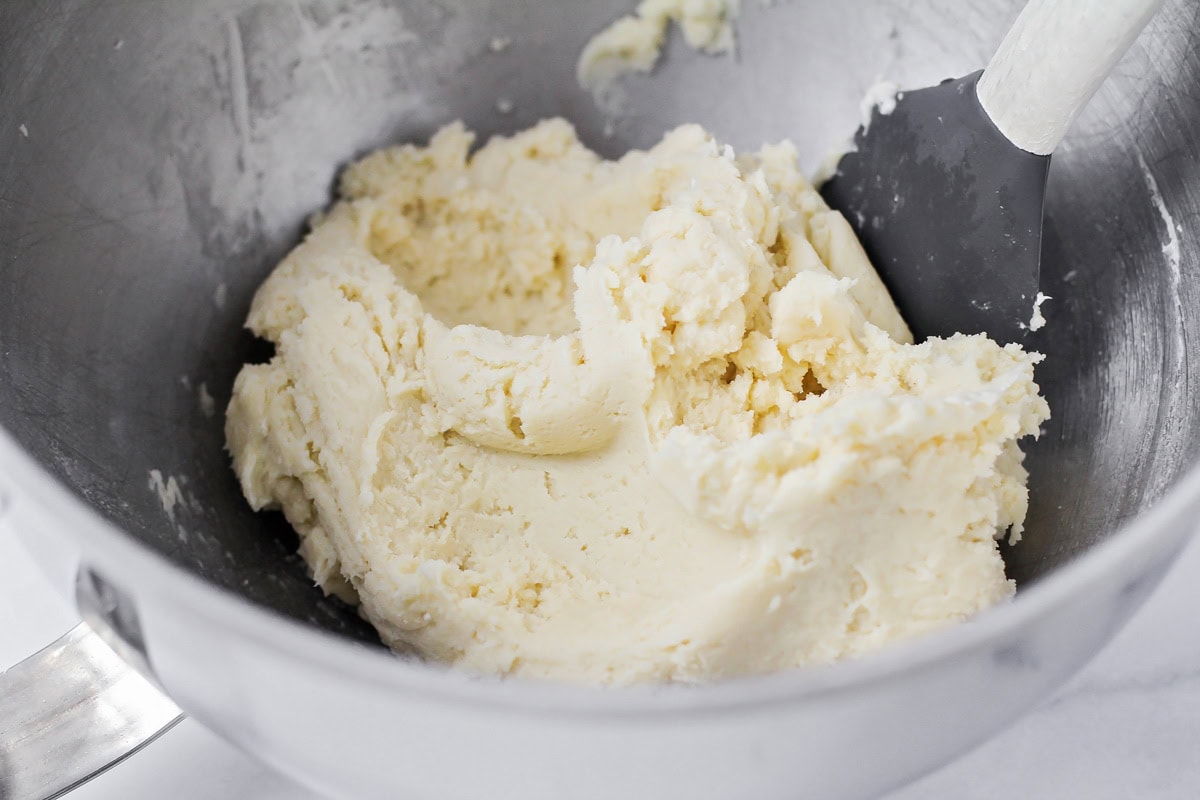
xmin=821 ymin=71 xmax=1050 ymax=345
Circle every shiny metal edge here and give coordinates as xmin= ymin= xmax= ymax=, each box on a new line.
xmin=0 ymin=624 xmax=183 ymax=800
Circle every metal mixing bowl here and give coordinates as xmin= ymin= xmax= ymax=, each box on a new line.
xmin=1 ymin=2 xmax=1198 ymax=798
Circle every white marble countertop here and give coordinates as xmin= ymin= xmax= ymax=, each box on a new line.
xmin=3 ymin=527 xmax=1198 ymax=799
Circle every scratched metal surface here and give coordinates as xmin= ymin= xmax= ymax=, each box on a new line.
xmin=0 ymin=0 xmax=1197 ymax=640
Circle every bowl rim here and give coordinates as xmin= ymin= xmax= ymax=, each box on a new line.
xmin=1 ymin=422 xmax=1197 ymax=715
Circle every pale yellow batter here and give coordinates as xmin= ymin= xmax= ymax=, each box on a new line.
xmin=226 ymin=119 xmax=1048 ymax=684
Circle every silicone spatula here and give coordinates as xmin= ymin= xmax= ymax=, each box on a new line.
xmin=820 ymin=0 xmax=1163 ymax=344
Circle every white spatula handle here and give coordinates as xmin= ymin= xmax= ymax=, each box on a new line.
xmin=977 ymin=0 xmax=1163 ymax=155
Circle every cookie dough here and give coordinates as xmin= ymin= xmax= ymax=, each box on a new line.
xmin=577 ymin=0 xmax=740 ymax=92
xmin=226 ymin=119 xmax=1049 ymax=684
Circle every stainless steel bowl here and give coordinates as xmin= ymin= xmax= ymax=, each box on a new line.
xmin=1 ymin=2 xmax=1198 ymax=798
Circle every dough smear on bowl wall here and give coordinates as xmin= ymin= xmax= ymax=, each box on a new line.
xmin=225 ymin=118 xmax=1049 ymax=684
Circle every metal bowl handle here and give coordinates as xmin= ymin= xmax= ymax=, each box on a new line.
xmin=0 ymin=572 xmax=183 ymax=800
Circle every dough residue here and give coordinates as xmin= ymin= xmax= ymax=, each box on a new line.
xmin=148 ymin=469 xmax=185 ymax=521
xmin=577 ymin=0 xmax=740 ymax=93
xmin=1029 ymin=292 xmax=1050 ymax=332
xmin=860 ymin=79 xmax=902 ymax=128
xmin=227 ymin=120 xmax=1048 ymax=684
